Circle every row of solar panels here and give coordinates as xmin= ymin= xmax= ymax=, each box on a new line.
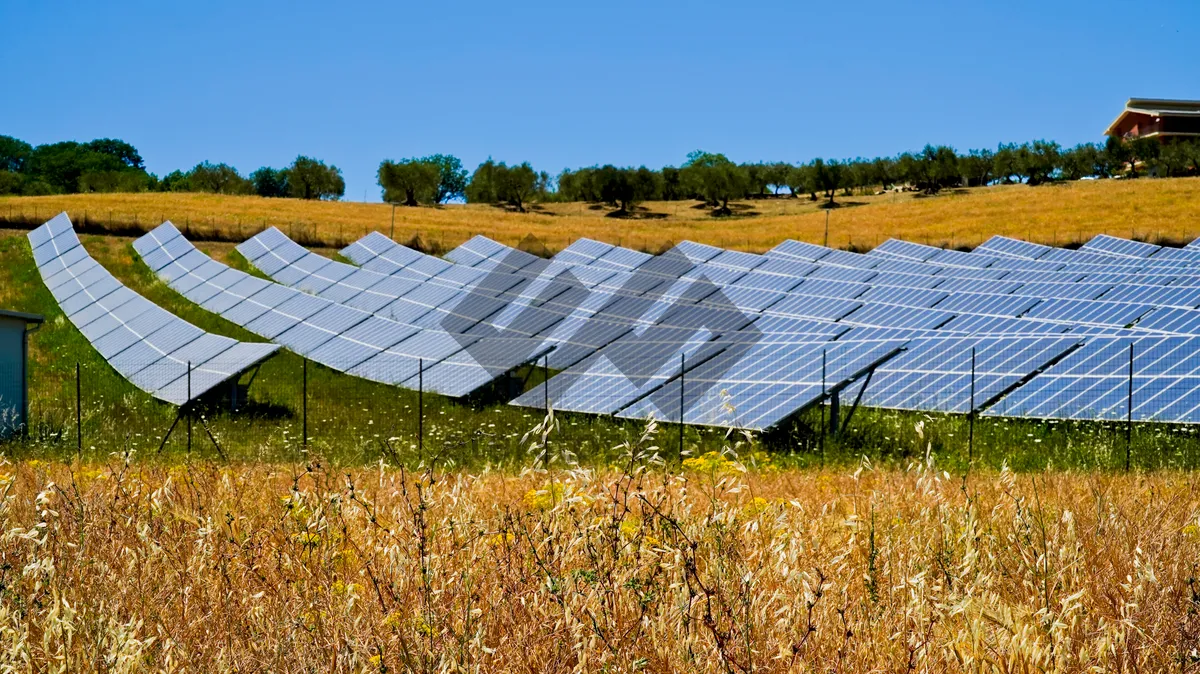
xmin=193 ymin=221 xmax=1200 ymax=428
xmin=28 ymin=215 xmax=279 ymax=405
xmin=31 ymin=211 xmax=1200 ymax=430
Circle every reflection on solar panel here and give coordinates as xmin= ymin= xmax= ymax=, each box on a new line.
xmin=847 ymin=336 xmax=1081 ymax=413
xmin=134 ymin=223 xmax=549 ymax=397
xmin=119 ymin=223 xmax=1200 ymax=430
xmin=618 ymin=338 xmax=908 ymax=430
xmin=28 ymin=213 xmax=280 ymax=405
xmin=987 ymin=336 xmax=1200 ymax=422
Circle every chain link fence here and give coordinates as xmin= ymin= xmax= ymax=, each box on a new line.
xmin=4 ymin=342 xmax=1200 ymax=471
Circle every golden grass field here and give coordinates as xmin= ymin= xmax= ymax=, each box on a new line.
xmin=2 ymin=176 xmax=1199 ymax=254
xmin=2 ymin=442 xmax=1198 ymax=672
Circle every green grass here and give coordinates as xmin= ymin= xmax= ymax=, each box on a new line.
xmin=3 ymin=228 xmax=1200 ymax=471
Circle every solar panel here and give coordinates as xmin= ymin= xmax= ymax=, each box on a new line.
xmin=136 ymin=223 xmax=548 ymax=397
xmin=1079 ymin=234 xmax=1160 ymax=259
xmin=28 ymin=214 xmax=280 ymax=405
xmin=846 ymin=335 xmax=1081 ymax=413
xmin=987 ymin=336 xmax=1200 ymax=422
xmin=618 ymin=338 xmax=908 ymax=430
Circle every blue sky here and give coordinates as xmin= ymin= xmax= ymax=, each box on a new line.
xmin=2 ymin=0 xmax=1197 ymax=201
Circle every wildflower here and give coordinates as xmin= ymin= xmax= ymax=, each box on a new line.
xmin=293 ymin=532 xmax=322 ymax=548
xmin=1183 ymin=523 xmax=1200 ymax=539
xmin=682 ymin=451 xmax=734 ymax=474
xmin=523 ymin=482 xmax=565 ymax=510
xmin=487 ymin=532 xmax=515 ymax=547
xmin=741 ymin=497 xmax=771 ymax=518
xmin=382 ymin=612 xmax=404 ymax=629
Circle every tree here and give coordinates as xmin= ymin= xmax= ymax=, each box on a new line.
xmin=785 ymin=164 xmax=811 ymax=199
xmin=0 ymin=135 xmax=32 ymax=173
xmin=680 ymin=151 xmax=747 ymax=214
xmin=377 ymin=158 xmax=439 ymax=206
xmin=763 ymin=162 xmax=792 ymax=195
xmin=1104 ymin=136 xmax=1133 ymax=177
xmin=250 ymin=167 xmax=289 ymax=198
xmin=661 ymin=167 xmax=684 ymax=201
xmin=465 ymin=159 xmax=499 ymax=204
xmin=78 ymin=169 xmax=154 ymax=193
xmin=960 ymin=148 xmax=994 ymax=186
xmin=594 ymin=165 xmax=659 ymax=214
xmin=1128 ymin=137 xmax=1160 ymax=178
xmin=286 ymin=156 xmax=344 ymax=200
xmin=421 ymin=154 xmax=468 ymax=203
xmin=495 ymin=162 xmax=538 ymax=212
xmin=743 ymin=163 xmax=770 ymax=196
xmin=1017 ymin=140 xmax=1060 ymax=185
xmin=159 ymin=170 xmax=191 ymax=192
xmin=26 ymin=141 xmax=128 ymax=193
xmin=810 ymin=158 xmax=845 ymax=205
xmin=1059 ymin=143 xmax=1101 ymax=180
xmin=187 ymin=161 xmax=253 ymax=194
xmin=84 ymin=138 xmax=144 ymax=170
xmin=0 ymin=171 xmax=23 ymax=195
xmin=992 ymin=143 xmax=1021 ymax=184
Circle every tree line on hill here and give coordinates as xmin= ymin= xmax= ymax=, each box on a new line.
xmin=378 ymin=138 xmax=1200 ymax=215
xmin=4 ymin=133 xmax=1199 ymax=214
xmin=0 ymin=134 xmax=345 ymax=200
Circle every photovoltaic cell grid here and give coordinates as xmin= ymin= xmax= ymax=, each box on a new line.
xmin=134 ymin=223 xmax=550 ymax=397
xmin=28 ymin=214 xmax=280 ymax=405
xmin=122 ymin=221 xmax=1200 ymax=430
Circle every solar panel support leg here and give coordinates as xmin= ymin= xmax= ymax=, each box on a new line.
xmin=969 ymin=347 xmax=976 ymax=464
xmin=197 ymin=414 xmax=227 ymax=461
xmin=186 ymin=362 xmax=192 ymax=453
xmin=819 ymin=350 xmax=826 ymax=466
xmin=1125 ymin=343 xmax=1133 ymax=471
xmin=418 ymin=359 xmax=424 ymax=460
xmin=840 ymin=366 xmax=875 ymax=435
xmin=156 ymin=412 xmax=183 ymax=454
xmin=679 ymin=352 xmax=686 ymax=465
xmin=828 ymin=392 xmax=840 ymax=437
xmin=302 ymin=359 xmax=308 ymax=448
xmin=75 ymin=363 xmax=81 ymax=455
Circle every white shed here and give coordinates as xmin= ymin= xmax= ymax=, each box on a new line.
xmin=0 ymin=310 xmax=43 ymax=438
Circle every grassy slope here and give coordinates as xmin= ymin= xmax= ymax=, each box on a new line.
xmin=2 ymin=177 xmax=1199 ymax=253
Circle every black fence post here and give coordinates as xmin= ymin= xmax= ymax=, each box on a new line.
xmin=820 ymin=349 xmax=826 ymax=467
xmin=679 ymin=352 xmax=685 ymax=464
xmin=418 ymin=358 xmax=424 ymax=459
xmin=968 ymin=346 xmax=975 ymax=464
xmin=75 ymin=362 xmax=81 ymax=454
xmin=186 ymin=361 xmax=192 ymax=453
xmin=543 ymin=354 xmax=549 ymax=413
xmin=1126 ymin=343 xmax=1133 ymax=471
xmin=302 ymin=359 xmax=308 ymax=448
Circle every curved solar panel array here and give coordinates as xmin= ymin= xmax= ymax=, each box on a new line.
xmin=133 ymin=222 xmax=550 ymax=397
xmin=121 ymin=217 xmax=1200 ymax=430
xmin=28 ymin=214 xmax=280 ymax=405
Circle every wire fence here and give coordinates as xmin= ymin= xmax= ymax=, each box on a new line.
xmin=5 ymin=343 xmax=1200 ymax=471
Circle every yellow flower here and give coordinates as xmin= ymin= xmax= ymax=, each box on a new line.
xmin=369 ymin=654 xmax=383 ymax=668
xmin=682 ymin=451 xmax=734 ymax=474
xmin=382 ymin=612 xmax=404 ymax=629
xmin=293 ymin=532 xmax=322 ymax=548
xmin=742 ymin=497 xmax=771 ymax=518
xmin=331 ymin=580 xmax=358 ymax=597
xmin=620 ymin=517 xmax=660 ymax=548
xmin=487 ymin=532 xmax=515 ymax=547
xmin=523 ymin=482 xmax=565 ymax=510
xmin=1183 ymin=523 xmax=1200 ymax=539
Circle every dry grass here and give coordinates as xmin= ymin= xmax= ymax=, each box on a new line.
xmin=2 ymin=427 xmax=1198 ymax=671
xmin=3 ymin=177 xmax=1200 ymax=254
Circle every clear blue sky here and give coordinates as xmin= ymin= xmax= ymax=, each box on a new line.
xmin=3 ymin=0 xmax=1197 ymax=201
